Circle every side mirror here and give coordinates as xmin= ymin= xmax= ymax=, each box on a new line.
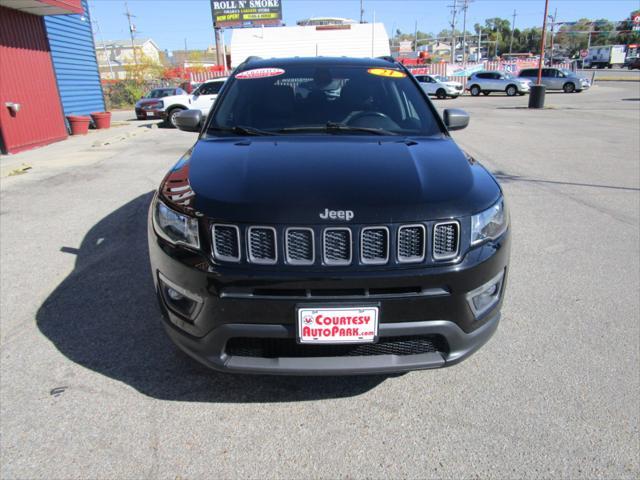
xmin=174 ymin=109 xmax=202 ymax=132
xmin=443 ymin=109 xmax=469 ymax=131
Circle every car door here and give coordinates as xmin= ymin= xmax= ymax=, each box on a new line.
xmin=541 ymin=69 xmax=556 ymax=89
xmin=490 ymin=72 xmax=504 ymax=91
xmin=190 ymin=80 xmax=224 ymax=115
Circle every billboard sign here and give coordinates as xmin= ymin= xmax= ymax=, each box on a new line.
xmin=211 ymin=0 xmax=282 ymax=28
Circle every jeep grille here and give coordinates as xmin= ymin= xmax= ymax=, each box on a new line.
xmin=433 ymin=221 xmax=459 ymax=260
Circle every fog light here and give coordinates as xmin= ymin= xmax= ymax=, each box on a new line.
xmin=158 ymin=272 xmax=203 ymax=321
xmin=167 ymin=288 xmax=184 ymax=301
xmin=466 ymin=269 xmax=505 ymax=318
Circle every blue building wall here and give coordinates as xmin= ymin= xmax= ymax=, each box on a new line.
xmin=45 ymin=0 xmax=105 ymax=116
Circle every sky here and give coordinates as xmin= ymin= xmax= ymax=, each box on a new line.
xmin=88 ymin=0 xmax=639 ymax=52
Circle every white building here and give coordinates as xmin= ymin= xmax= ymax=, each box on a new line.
xmin=230 ymin=22 xmax=390 ymax=67
xmin=95 ymin=38 xmax=162 ymax=79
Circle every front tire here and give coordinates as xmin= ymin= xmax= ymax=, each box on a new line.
xmin=166 ymin=107 xmax=185 ymax=128
xmin=436 ymin=88 xmax=447 ymax=99
xmin=469 ymin=85 xmax=481 ymax=96
xmin=563 ymin=82 xmax=576 ymax=93
xmin=506 ymin=85 xmax=517 ymax=96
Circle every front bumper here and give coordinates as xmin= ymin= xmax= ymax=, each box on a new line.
xmin=148 ymin=211 xmax=511 ymax=375
xmin=135 ymin=107 xmax=163 ymax=118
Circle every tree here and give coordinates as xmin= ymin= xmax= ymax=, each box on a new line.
xmin=124 ymin=48 xmax=163 ymax=81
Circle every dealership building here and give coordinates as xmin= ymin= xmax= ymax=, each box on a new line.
xmin=0 ymin=0 xmax=104 ymax=154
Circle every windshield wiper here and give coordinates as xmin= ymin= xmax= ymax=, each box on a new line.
xmin=209 ymin=125 xmax=279 ymax=136
xmin=279 ymin=122 xmax=397 ymax=136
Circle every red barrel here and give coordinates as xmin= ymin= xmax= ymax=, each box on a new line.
xmin=90 ymin=111 xmax=111 ymax=129
xmin=66 ymin=115 xmax=91 ymax=135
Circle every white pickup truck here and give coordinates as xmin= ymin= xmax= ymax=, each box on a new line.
xmin=160 ymin=77 xmax=228 ymax=127
xmin=584 ymin=45 xmax=626 ymax=69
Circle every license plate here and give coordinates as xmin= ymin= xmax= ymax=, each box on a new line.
xmin=297 ymin=306 xmax=378 ymax=344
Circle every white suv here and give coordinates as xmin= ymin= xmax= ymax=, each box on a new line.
xmin=414 ymin=74 xmax=463 ymax=99
xmin=161 ymin=77 xmax=228 ymax=127
xmin=466 ymin=71 xmax=531 ymax=96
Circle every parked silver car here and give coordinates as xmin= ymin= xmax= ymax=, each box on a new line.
xmin=466 ymin=71 xmax=532 ymax=96
xmin=518 ymin=68 xmax=590 ymax=93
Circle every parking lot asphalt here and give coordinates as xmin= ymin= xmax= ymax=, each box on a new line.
xmin=1 ymin=82 xmax=638 ymax=479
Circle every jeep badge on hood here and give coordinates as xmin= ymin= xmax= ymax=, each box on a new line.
xmin=319 ymin=209 xmax=354 ymax=221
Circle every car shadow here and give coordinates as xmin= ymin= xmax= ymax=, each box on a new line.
xmin=36 ymin=193 xmax=387 ymax=402
xmin=493 ymin=170 xmax=640 ymax=192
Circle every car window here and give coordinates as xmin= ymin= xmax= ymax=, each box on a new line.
xmin=414 ymin=75 xmax=425 ymax=82
xmin=209 ymin=65 xmax=442 ymax=136
xmin=476 ymin=73 xmax=489 ymax=79
xmin=494 ymin=73 xmax=503 ymax=79
xmin=198 ymin=82 xmax=224 ymax=95
xmin=147 ymin=89 xmax=173 ymax=98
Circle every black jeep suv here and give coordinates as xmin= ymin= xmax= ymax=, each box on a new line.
xmin=148 ymin=57 xmax=510 ymax=375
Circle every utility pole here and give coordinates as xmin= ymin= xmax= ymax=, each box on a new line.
xmin=414 ymin=20 xmax=418 ymax=52
xmin=360 ymin=0 xmax=364 ymax=23
xmin=509 ymin=9 xmax=517 ymax=57
xmin=449 ymin=0 xmax=458 ymax=63
xmin=214 ymin=28 xmax=223 ymax=67
xmin=548 ymin=8 xmax=557 ymax=64
xmin=537 ymin=0 xmax=550 ymax=84
xmin=461 ymin=0 xmax=471 ymax=64
xmin=124 ymin=0 xmax=137 ymax=65
xmin=477 ymin=28 xmax=481 ymax=62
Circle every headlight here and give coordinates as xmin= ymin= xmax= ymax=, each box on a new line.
xmin=152 ymin=197 xmax=200 ymax=249
xmin=471 ymin=197 xmax=508 ymax=245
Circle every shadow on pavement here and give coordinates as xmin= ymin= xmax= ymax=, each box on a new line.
xmin=494 ymin=171 xmax=640 ymax=192
xmin=36 ymin=193 xmax=386 ymax=402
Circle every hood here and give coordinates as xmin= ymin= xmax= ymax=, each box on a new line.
xmin=184 ymin=136 xmax=500 ymax=224
xmin=442 ymin=80 xmax=463 ymax=87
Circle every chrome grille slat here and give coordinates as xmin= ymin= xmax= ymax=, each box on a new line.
xmin=323 ymin=228 xmax=352 ymax=265
xmin=285 ymin=228 xmax=314 ymax=265
xmin=397 ymin=224 xmax=426 ymax=263
xmin=248 ymin=227 xmax=277 ymax=264
xmin=211 ymin=224 xmax=241 ymax=262
xmin=433 ymin=221 xmax=459 ymax=260
xmin=361 ymin=227 xmax=389 ymax=265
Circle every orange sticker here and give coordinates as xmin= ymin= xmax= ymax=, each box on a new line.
xmin=367 ymin=68 xmax=407 ymax=78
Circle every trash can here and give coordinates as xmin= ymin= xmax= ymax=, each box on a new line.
xmin=66 ymin=115 xmax=91 ymax=135
xmin=90 ymin=112 xmax=112 ymax=129
xmin=528 ymin=85 xmax=546 ymax=109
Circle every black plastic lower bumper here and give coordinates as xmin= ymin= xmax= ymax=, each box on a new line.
xmin=163 ymin=312 xmax=500 ymax=375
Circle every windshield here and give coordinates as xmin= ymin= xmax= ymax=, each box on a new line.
xmin=208 ymin=65 xmax=442 ymax=136
xmin=146 ymin=89 xmax=174 ymax=98
xmin=560 ymin=69 xmax=573 ymax=76
xmin=432 ymin=75 xmax=447 ymax=82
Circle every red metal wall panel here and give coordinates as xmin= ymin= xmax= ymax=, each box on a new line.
xmin=0 ymin=6 xmax=67 ymax=154
xmin=41 ymin=0 xmax=83 ymax=14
